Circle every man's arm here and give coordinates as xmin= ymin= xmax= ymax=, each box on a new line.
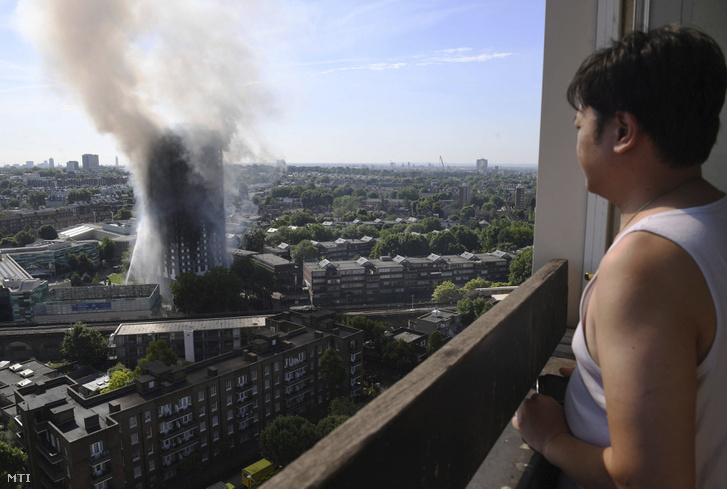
xmin=515 ymin=230 xmax=712 ymax=489
xmin=590 ymin=230 xmax=708 ymax=489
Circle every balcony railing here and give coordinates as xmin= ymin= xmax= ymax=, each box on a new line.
xmin=263 ymin=259 xmax=568 ymax=489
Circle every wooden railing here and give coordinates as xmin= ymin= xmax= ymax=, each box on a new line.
xmin=264 ymin=259 xmax=569 ymax=489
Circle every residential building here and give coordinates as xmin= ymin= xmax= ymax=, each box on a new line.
xmin=303 ymin=252 xmax=509 ymax=306
xmin=476 ymin=158 xmax=488 ymax=172
xmin=110 ymin=316 xmax=269 ymax=366
xmin=457 ymin=185 xmax=470 ymax=207
xmin=407 ymin=307 xmax=462 ymax=340
xmin=13 ymin=310 xmax=363 ymax=489
xmin=310 ymin=236 xmax=377 ymax=262
xmin=251 ymin=254 xmax=297 ymax=292
xmin=155 ymin=143 xmax=226 ymax=289
xmin=82 ymin=154 xmax=100 ymax=171
xmin=515 ymin=185 xmax=525 ymax=209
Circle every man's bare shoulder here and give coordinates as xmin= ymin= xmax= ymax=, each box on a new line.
xmin=594 ymin=229 xmax=714 ymax=360
xmin=600 ymin=229 xmax=702 ymax=286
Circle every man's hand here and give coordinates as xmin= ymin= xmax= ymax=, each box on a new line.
xmin=513 ymin=393 xmax=570 ymax=456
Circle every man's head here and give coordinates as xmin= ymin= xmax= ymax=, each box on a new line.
xmin=567 ymin=24 xmax=727 ymax=167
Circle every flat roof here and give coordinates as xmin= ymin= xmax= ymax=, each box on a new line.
xmin=59 ymin=225 xmax=95 ymax=239
xmin=114 ymin=315 xmax=269 ymax=336
xmin=0 ymin=255 xmax=33 ymax=281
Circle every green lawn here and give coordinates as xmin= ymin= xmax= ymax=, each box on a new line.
xmin=108 ymin=273 xmax=127 ymax=285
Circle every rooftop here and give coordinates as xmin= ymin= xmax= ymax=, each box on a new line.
xmin=112 ymin=315 xmax=269 ymax=336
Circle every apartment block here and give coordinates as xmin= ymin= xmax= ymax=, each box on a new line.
xmin=12 ymin=311 xmax=363 ymax=489
xmin=110 ymin=316 xmax=269 ymax=366
xmin=303 ymin=252 xmax=509 ymax=306
xmin=310 ymin=237 xmax=377 ymax=262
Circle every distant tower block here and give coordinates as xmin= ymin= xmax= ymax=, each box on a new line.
xmin=115 ymin=155 xmax=119 ymax=167
xmin=82 ymin=154 xmax=100 ymax=170
xmin=458 ymin=184 xmax=470 ymax=208
xmin=49 ymin=158 xmax=54 ymax=168
xmin=515 ymin=185 xmax=525 ymax=208
xmin=476 ymin=158 xmax=488 ymax=172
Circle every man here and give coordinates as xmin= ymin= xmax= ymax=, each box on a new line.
xmin=513 ymin=25 xmax=727 ymax=489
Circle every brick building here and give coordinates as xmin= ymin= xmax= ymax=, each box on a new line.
xmin=302 ymin=252 xmax=509 ymax=306
xmin=13 ymin=310 xmax=363 ymax=489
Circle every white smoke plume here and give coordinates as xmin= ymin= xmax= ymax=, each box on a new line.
xmin=17 ymin=0 xmax=274 ymax=289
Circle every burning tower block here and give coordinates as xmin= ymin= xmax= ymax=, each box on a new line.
xmin=142 ymin=131 xmax=226 ymax=290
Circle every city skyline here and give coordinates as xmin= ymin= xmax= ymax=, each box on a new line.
xmin=0 ymin=0 xmax=545 ymax=167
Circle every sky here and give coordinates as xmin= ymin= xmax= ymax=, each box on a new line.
xmin=0 ymin=0 xmax=546 ymax=168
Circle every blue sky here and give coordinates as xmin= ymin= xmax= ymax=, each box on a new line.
xmin=0 ymin=0 xmax=545 ymax=167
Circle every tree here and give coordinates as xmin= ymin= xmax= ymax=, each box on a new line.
xmin=462 ymin=277 xmax=492 ymax=293
xmin=0 ymin=420 xmax=20 ymax=449
xmin=291 ymin=240 xmax=321 ymax=268
xmin=319 ymin=348 xmax=347 ymax=396
xmin=333 ymin=195 xmax=364 ymax=218
xmin=114 ymin=207 xmax=132 ymax=220
xmin=382 ymin=339 xmax=418 ymax=372
xmin=61 ymin=322 xmax=108 ymax=368
xmin=288 ymin=210 xmax=316 ymax=227
xmin=427 ymin=330 xmax=445 ymax=356
xmin=343 ymin=316 xmax=388 ymax=359
xmin=0 ymin=237 xmax=17 ymax=248
xmin=243 ymin=227 xmax=266 ymax=252
xmin=101 ymin=364 xmax=139 ymax=393
xmin=28 ymin=191 xmax=47 ymax=209
xmin=66 ymin=188 xmax=93 ymax=205
xmin=457 ymin=297 xmax=493 ymax=327
xmin=99 ymin=237 xmax=116 ymax=264
xmin=69 ymin=272 xmax=83 ymax=286
xmin=13 ymin=230 xmax=34 ymax=247
xmin=171 ymin=267 xmax=245 ymax=314
xmin=37 ymin=224 xmax=58 ymax=240
xmin=316 ymin=414 xmax=349 ymax=438
xmin=259 ymin=415 xmax=320 ymax=467
xmin=0 ymin=440 xmax=27 ymax=489
xmin=509 ymin=247 xmax=534 ymax=285
xmin=139 ymin=340 xmax=178 ymax=366
xmin=460 ymin=205 xmax=475 ymax=220
xmin=431 ymin=281 xmax=464 ymax=303
xmin=429 ymin=231 xmax=464 ymax=255
xmin=397 ymin=186 xmax=419 ymax=201
xmin=328 ymin=396 xmax=358 ymax=417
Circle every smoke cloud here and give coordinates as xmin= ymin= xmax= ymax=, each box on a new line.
xmin=17 ymin=0 xmax=274 ymax=289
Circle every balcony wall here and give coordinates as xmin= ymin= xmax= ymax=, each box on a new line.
xmin=264 ymin=259 xmax=568 ymax=489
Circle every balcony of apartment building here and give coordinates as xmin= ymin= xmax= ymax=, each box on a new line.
xmin=35 ymin=436 xmax=62 ymax=465
xmin=257 ymin=1 xmax=727 ymax=488
xmin=161 ymin=430 xmax=198 ymax=453
xmin=36 ymin=456 xmax=65 ymax=486
xmin=159 ymin=416 xmax=195 ymax=440
xmin=88 ymin=449 xmax=112 ymax=466
xmin=90 ymin=461 xmax=113 ymax=486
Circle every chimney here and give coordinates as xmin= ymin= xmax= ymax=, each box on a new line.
xmin=84 ymin=413 xmax=99 ymax=430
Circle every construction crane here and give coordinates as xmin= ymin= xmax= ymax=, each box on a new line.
xmin=439 ymin=155 xmax=445 ymax=170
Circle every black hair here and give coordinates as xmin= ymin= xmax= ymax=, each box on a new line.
xmin=567 ymin=24 xmax=727 ymax=167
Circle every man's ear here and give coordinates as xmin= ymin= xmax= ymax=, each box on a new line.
xmin=613 ymin=111 xmax=639 ymax=154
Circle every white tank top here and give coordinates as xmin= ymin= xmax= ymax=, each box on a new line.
xmin=563 ymin=195 xmax=727 ymax=489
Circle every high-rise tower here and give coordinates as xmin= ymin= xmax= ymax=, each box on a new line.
xmin=139 ymin=131 xmax=226 ymax=291
xmin=82 ymin=153 xmax=100 ymax=170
